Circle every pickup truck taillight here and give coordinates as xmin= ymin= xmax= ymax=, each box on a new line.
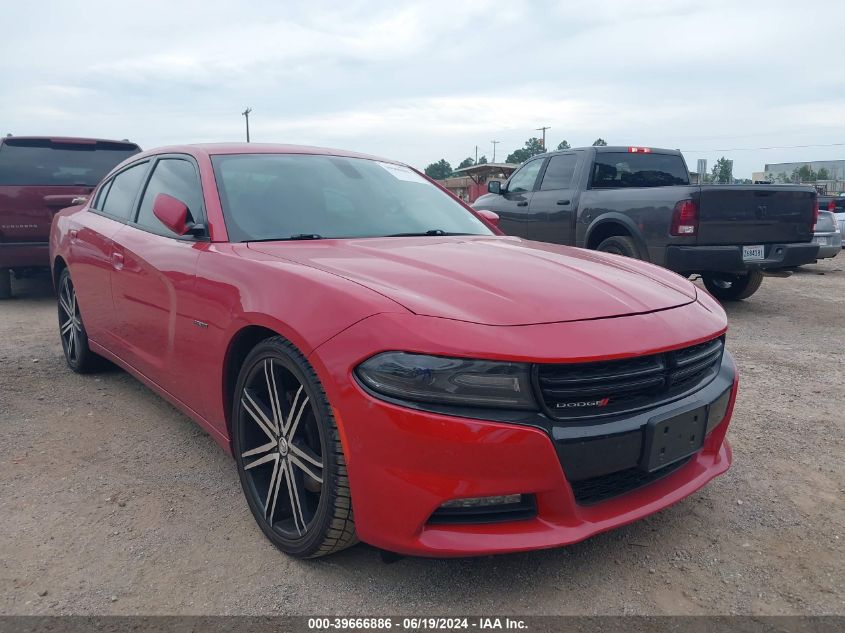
xmin=670 ymin=199 xmax=698 ymax=236
xmin=813 ymin=198 xmax=820 ymax=229
xmin=828 ymin=200 xmax=836 ymax=212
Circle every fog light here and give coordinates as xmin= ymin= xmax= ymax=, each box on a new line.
xmin=428 ymin=494 xmax=536 ymax=525
xmin=440 ymin=494 xmax=522 ymax=508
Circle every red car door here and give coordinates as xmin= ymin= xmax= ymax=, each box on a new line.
xmin=109 ymin=157 xmax=206 ymax=409
xmin=69 ymin=161 xmax=150 ymax=344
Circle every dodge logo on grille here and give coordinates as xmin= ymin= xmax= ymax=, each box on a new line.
xmin=556 ymin=397 xmax=610 ymax=409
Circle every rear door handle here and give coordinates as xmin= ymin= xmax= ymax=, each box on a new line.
xmin=111 ymin=251 xmax=124 ymax=270
xmin=517 ymin=201 xmax=528 ymax=207
xmin=556 ymin=199 xmax=571 ymax=205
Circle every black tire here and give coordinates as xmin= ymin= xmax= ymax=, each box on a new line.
xmin=596 ymin=235 xmax=643 ymax=260
xmin=232 ymin=336 xmax=356 ymax=558
xmin=0 ymin=268 xmax=11 ymax=300
xmin=701 ymin=270 xmax=764 ymax=301
xmin=57 ymin=268 xmax=104 ymax=373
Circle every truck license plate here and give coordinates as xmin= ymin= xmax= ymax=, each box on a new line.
xmin=742 ymin=245 xmax=765 ymax=261
xmin=813 ymin=236 xmax=829 ymax=246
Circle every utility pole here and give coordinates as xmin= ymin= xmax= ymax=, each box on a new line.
xmin=475 ymin=145 xmax=478 ymax=165
xmin=536 ymin=126 xmax=550 ymax=149
xmin=242 ymin=107 xmax=252 ymax=142
xmin=491 ymin=140 xmax=499 ymax=163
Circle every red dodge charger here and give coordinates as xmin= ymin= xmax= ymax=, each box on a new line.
xmin=49 ymin=144 xmax=737 ymax=558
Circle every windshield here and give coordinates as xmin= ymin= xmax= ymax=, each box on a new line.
xmin=0 ymin=139 xmax=140 ymax=186
xmin=211 ymin=154 xmax=493 ymax=241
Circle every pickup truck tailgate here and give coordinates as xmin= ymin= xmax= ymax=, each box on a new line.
xmin=696 ymin=186 xmax=815 ymax=245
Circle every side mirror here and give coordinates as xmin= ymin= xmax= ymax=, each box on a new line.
xmin=487 ymin=180 xmax=502 ymax=195
xmin=476 ymin=209 xmax=500 ymax=227
xmin=153 ymin=193 xmax=204 ymax=237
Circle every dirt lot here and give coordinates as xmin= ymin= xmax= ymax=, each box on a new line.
xmin=0 ymin=260 xmax=843 ymax=616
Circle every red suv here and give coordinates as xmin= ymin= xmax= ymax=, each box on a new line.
xmin=0 ymin=136 xmax=140 ymax=297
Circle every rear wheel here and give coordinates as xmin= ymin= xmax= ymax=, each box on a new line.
xmin=57 ymin=268 xmax=104 ymax=372
xmin=232 ymin=336 xmax=356 ymax=558
xmin=596 ymin=235 xmax=643 ymax=260
xmin=701 ymin=270 xmax=764 ymax=301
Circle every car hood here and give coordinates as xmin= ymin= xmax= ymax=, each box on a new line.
xmin=247 ymin=236 xmax=697 ymax=326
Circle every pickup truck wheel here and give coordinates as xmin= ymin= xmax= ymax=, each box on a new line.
xmin=0 ymin=268 xmax=11 ymax=299
xmin=596 ymin=235 xmax=643 ymax=260
xmin=702 ymin=270 xmax=764 ymax=301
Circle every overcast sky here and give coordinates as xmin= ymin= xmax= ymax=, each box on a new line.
xmin=1 ymin=0 xmax=842 ymax=178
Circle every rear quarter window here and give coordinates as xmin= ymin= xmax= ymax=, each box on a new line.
xmin=591 ymin=152 xmax=689 ymax=188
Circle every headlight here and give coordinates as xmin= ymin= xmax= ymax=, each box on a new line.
xmin=355 ymin=352 xmax=536 ymax=410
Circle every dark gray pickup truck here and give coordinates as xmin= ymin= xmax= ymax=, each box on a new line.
xmin=472 ymin=146 xmax=819 ymax=300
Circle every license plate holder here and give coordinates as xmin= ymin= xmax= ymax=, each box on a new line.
xmin=641 ymin=406 xmax=707 ymax=472
xmin=742 ymin=244 xmax=765 ymax=261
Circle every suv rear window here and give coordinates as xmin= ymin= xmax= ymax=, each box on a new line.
xmin=0 ymin=138 xmax=140 ymax=186
xmin=591 ymin=152 xmax=689 ymax=188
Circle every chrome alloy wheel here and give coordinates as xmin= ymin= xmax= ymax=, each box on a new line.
xmin=58 ymin=274 xmax=83 ymax=364
xmin=238 ymin=358 xmax=325 ymax=538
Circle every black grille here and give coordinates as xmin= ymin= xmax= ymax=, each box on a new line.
xmin=570 ymin=456 xmax=692 ymax=505
xmin=537 ymin=337 xmax=724 ymax=420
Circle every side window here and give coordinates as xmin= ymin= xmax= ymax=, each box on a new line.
xmin=540 ymin=154 xmax=578 ymax=191
xmin=91 ymin=179 xmax=113 ymax=210
xmin=136 ymin=159 xmax=203 ymax=237
xmin=507 ymin=159 xmax=544 ymax=193
xmin=100 ymin=162 xmax=148 ymax=220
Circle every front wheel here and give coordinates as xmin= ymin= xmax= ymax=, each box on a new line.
xmin=701 ymin=270 xmax=764 ymax=301
xmin=232 ymin=336 xmax=356 ymax=558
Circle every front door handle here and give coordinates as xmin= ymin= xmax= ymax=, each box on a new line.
xmin=556 ymin=199 xmax=571 ymax=205
xmin=111 ymin=251 xmax=124 ymax=271
xmin=517 ymin=201 xmax=528 ymax=207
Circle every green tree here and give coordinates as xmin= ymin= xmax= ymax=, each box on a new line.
xmin=556 ymin=140 xmax=571 ymax=150
xmin=424 ymin=159 xmax=452 ymax=180
xmin=710 ymin=157 xmax=733 ymax=184
xmin=506 ymin=137 xmax=546 ymax=164
xmin=817 ymin=167 xmax=830 ymax=180
xmin=592 ymin=138 xmax=608 ymax=146
xmin=777 ymin=172 xmax=791 ymax=184
xmin=457 ymin=157 xmax=475 ymax=169
xmin=477 ymin=155 xmax=488 ymax=164
xmin=797 ymin=164 xmax=817 ymax=182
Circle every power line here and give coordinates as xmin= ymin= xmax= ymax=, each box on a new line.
xmin=683 ymin=141 xmax=845 ymax=153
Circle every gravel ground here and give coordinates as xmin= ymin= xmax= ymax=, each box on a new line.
xmin=0 ymin=260 xmax=843 ymax=616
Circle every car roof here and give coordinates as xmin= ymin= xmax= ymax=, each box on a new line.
xmin=130 ymin=142 xmax=403 ymax=165
xmin=545 ymin=145 xmax=682 ymax=156
xmin=1 ymin=135 xmax=139 ymax=147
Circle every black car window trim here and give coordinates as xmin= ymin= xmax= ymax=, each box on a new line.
xmin=506 ymin=157 xmax=548 ymax=194
xmin=91 ymin=178 xmax=114 ymax=211
xmin=128 ymin=153 xmax=208 ymax=242
xmin=90 ymin=159 xmax=151 ymax=223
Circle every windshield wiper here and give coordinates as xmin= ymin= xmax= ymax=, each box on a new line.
xmin=383 ymin=230 xmax=471 ymax=237
xmin=249 ymin=234 xmax=324 ymax=242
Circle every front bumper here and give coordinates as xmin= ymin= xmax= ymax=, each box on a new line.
xmin=0 ymin=241 xmax=50 ymax=269
xmin=311 ymin=306 xmax=736 ymax=557
xmin=665 ymin=242 xmax=819 ymax=274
